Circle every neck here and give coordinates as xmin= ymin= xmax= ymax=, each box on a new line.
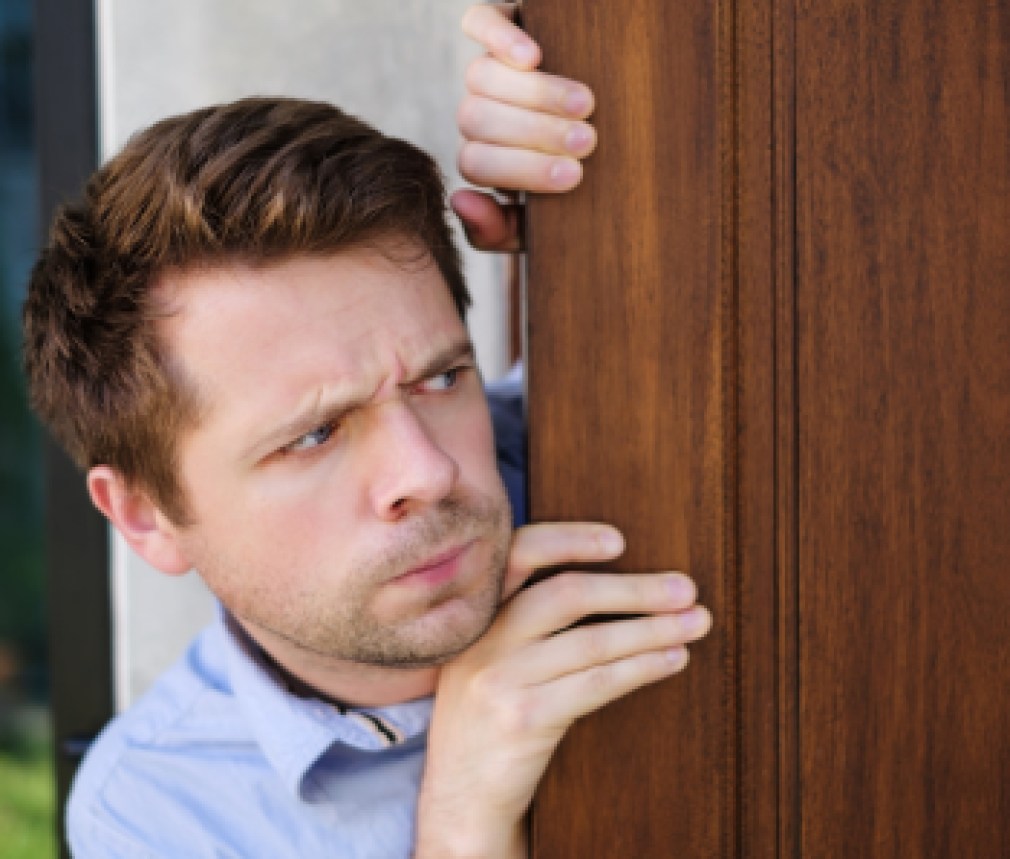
xmin=228 ymin=614 xmax=439 ymax=708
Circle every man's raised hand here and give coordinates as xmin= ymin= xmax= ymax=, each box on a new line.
xmin=414 ymin=523 xmax=711 ymax=859
xmin=452 ymin=3 xmax=596 ymax=252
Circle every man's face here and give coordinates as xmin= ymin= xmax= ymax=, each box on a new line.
xmin=157 ymin=244 xmax=511 ymax=668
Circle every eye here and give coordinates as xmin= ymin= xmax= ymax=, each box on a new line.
xmin=416 ymin=367 xmax=463 ymax=393
xmin=284 ymin=422 xmax=336 ymax=454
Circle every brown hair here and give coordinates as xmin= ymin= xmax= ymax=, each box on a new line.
xmin=23 ymin=97 xmax=469 ymax=524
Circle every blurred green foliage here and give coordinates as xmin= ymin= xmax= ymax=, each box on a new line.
xmin=0 ymin=726 xmax=56 ymax=858
xmin=0 ymin=1 xmax=53 ymax=852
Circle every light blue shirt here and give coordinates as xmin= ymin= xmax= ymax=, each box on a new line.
xmin=67 ymin=611 xmax=434 ymax=858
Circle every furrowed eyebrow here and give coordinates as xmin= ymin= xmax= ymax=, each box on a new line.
xmin=400 ymin=337 xmax=476 ymax=388
xmin=246 ymin=393 xmax=362 ymax=461
xmin=245 ymin=337 xmax=476 ymax=461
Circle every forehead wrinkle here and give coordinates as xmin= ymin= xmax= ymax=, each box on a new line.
xmin=160 ymin=250 xmax=466 ymax=464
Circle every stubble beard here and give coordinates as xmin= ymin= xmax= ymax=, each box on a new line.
xmin=235 ymin=490 xmax=512 ymax=668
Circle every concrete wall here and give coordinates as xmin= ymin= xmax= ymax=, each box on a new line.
xmin=96 ymin=0 xmax=506 ymax=708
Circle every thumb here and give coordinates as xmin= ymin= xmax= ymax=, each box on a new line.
xmin=502 ymin=522 xmax=625 ymax=599
xmin=451 ymin=189 xmax=522 ymax=252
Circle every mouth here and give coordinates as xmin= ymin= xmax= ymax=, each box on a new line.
xmin=392 ymin=541 xmax=474 ymax=589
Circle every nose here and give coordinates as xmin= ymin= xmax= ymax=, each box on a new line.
xmin=368 ymin=399 xmax=459 ymax=520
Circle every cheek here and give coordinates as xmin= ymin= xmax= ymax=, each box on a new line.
xmin=244 ymin=473 xmax=361 ymax=558
xmin=181 ymin=452 xmax=357 ymax=571
xmin=432 ymin=400 xmax=502 ymax=490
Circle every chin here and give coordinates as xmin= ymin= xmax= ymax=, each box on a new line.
xmin=370 ymin=589 xmax=502 ymax=668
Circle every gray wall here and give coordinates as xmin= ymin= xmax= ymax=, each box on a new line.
xmin=96 ymin=0 xmax=507 ymax=708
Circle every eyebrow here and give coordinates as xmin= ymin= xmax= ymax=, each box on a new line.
xmin=247 ymin=336 xmax=476 ymax=461
xmin=400 ymin=337 xmax=476 ymax=388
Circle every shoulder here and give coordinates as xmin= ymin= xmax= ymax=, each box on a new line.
xmin=485 ymin=364 xmax=527 ymax=526
xmin=66 ymin=623 xmax=249 ymax=856
xmin=485 ymin=363 xmax=524 ymax=451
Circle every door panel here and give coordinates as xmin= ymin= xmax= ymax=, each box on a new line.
xmin=795 ymin=1 xmax=1010 ymax=854
xmin=524 ymin=1 xmax=1010 ymax=855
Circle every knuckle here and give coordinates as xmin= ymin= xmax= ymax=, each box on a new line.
xmin=465 ymin=56 xmax=494 ymax=93
xmin=460 ymin=4 xmax=484 ymax=35
xmin=638 ymin=575 xmax=660 ymax=603
xmin=548 ymin=571 xmax=588 ymax=612
xmin=456 ymin=97 xmax=481 ymax=137
xmin=582 ymin=624 xmax=611 ymax=663
xmin=456 ymin=142 xmax=484 ymax=184
xmin=546 ymin=115 xmax=572 ymax=149
xmin=583 ymin=661 xmax=617 ymax=691
xmin=653 ymin=614 xmax=678 ymax=643
xmin=470 ymin=664 xmax=505 ymax=702
xmin=491 ymin=690 xmax=535 ymax=737
xmin=537 ymin=75 xmax=563 ymax=111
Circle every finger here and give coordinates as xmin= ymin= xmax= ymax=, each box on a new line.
xmin=459 ymin=96 xmax=597 ymax=158
xmin=497 ymin=607 xmax=711 ymax=686
xmin=462 ymin=3 xmax=540 ymax=71
xmin=466 ymin=56 xmax=594 ymax=120
xmin=450 ymin=189 xmax=522 ymax=252
xmin=506 ymin=570 xmax=701 ymax=639
xmin=458 ymin=141 xmax=583 ymax=193
xmin=530 ymin=647 xmax=693 ymax=730
xmin=502 ymin=522 xmax=625 ymax=598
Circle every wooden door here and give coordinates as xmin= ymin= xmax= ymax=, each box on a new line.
xmin=523 ymin=1 xmax=1010 ymax=856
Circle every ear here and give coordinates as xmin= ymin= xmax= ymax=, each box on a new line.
xmin=87 ymin=465 xmax=193 ymax=576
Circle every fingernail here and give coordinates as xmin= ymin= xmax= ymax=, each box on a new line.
xmin=564 ymin=124 xmax=594 ymax=153
xmin=549 ymin=158 xmax=582 ymax=188
xmin=667 ymin=573 xmax=695 ymax=604
xmin=510 ymin=40 xmax=537 ymax=66
xmin=563 ymin=87 xmax=592 ymax=116
xmin=681 ymin=607 xmax=711 ymax=636
xmin=599 ymin=527 xmax=624 ymax=554
xmin=666 ymin=647 xmax=689 ymax=670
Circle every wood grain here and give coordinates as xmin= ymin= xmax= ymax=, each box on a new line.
xmin=523 ymin=1 xmax=736 ymax=855
xmin=795 ymin=1 xmax=1010 ymax=854
xmin=524 ymin=0 xmax=1009 ymax=855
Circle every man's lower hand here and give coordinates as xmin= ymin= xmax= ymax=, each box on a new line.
xmin=414 ymin=522 xmax=711 ymax=859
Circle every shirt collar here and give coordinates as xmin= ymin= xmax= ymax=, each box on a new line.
xmin=215 ymin=606 xmax=433 ymax=799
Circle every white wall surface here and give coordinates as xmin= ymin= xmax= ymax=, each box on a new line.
xmin=97 ymin=0 xmax=507 ymax=708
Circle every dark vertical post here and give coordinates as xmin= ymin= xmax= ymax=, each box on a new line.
xmin=32 ymin=2 xmax=110 ymax=855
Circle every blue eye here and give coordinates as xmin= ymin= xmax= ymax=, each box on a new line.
xmin=421 ymin=367 xmax=461 ymax=393
xmin=286 ymin=422 xmax=335 ymax=453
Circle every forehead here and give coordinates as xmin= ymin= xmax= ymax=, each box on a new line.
xmin=154 ymin=247 xmax=466 ymax=421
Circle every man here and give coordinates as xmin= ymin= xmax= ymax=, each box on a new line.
xmin=24 ymin=8 xmax=711 ymax=857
